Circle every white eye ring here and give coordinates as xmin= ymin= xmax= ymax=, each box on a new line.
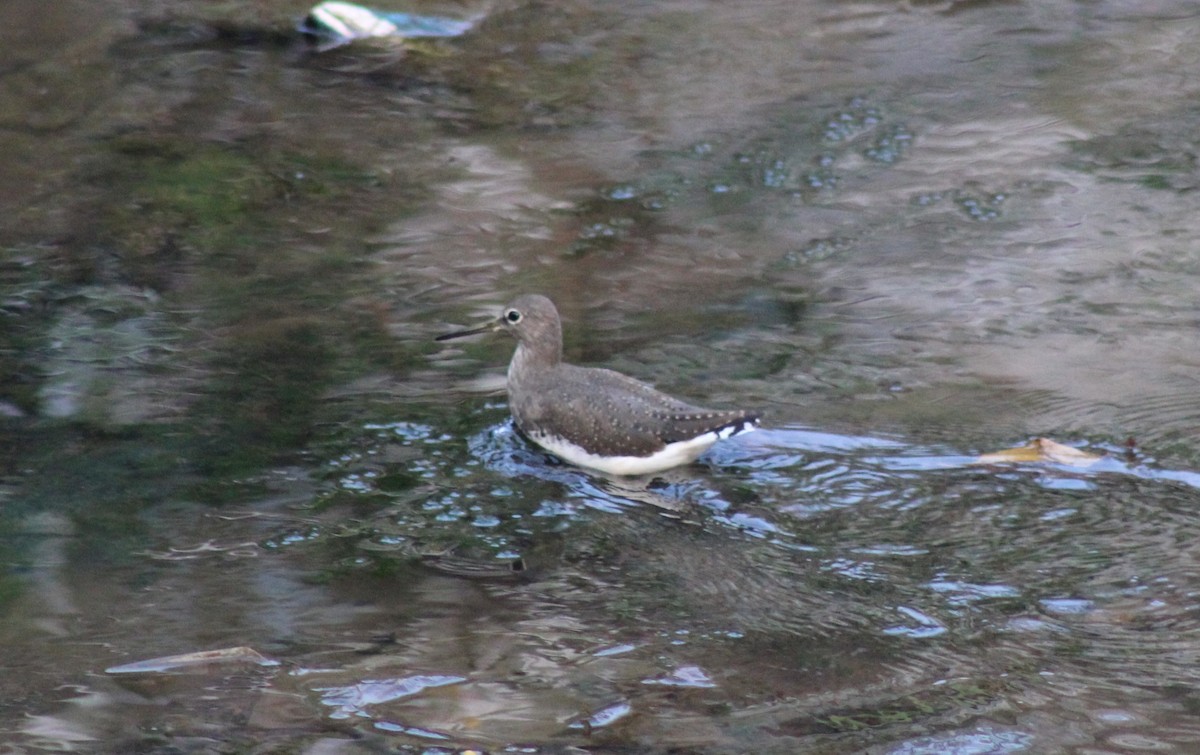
xmin=505 ymin=309 xmax=522 ymax=323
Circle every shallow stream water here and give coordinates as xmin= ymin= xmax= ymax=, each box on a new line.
xmin=3 ymin=0 xmax=1200 ymax=752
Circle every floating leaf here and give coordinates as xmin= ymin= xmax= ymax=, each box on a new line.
xmin=976 ymin=438 xmax=1103 ymax=467
xmin=106 ymin=646 xmax=278 ymax=674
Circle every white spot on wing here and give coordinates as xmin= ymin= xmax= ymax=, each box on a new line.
xmin=714 ymin=419 xmax=758 ymax=440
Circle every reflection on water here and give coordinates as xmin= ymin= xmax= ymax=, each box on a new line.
xmin=318 ymin=674 xmax=467 ymax=720
xmin=13 ymin=419 xmax=1200 ymax=751
xmin=4 ymin=0 xmax=1200 ymax=752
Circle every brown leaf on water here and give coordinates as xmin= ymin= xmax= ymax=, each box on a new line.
xmin=976 ymin=438 xmax=1104 ymax=467
xmin=106 ymin=646 xmax=279 ymax=674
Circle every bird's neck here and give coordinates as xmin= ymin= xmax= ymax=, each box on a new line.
xmin=509 ymin=335 xmax=561 ymax=382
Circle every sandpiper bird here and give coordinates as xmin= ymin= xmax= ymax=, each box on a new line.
xmin=436 ymin=294 xmax=759 ymax=475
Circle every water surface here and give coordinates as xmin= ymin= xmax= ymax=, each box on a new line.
xmin=3 ymin=0 xmax=1200 ymax=752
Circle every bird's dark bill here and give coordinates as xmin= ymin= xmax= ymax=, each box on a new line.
xmin=434 ymin=320 xmax=501 ymax=341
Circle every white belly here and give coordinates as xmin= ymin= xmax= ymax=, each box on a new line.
xmin=528 ymin=424 xmax=755 ymax=476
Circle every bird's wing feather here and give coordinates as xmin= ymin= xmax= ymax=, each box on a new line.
xmin=515 ymin=365 xmax=756 ymax=457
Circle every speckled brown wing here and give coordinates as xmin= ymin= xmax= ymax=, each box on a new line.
xmin=651 ymin=407 xmax=760 ymax=444
xmin=511 ymin=364 xmax=757 ymax=458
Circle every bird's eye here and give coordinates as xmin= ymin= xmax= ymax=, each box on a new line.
xmin=505 ymin=309 xmax=522 ymax=323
